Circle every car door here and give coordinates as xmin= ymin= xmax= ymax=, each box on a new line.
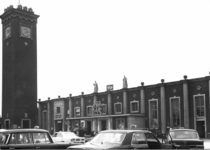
xmin=131 ymin=132 xmax=150 ymax=149
xmin=32 ymin=132 xmax=60 ymax=149
xmin=161 ymin=133 xmax=174 ymax=149
xmin=52 ymin=132 xmax=63 ymax=142
xmin=145 ymin=133 xmax=162 ymax=149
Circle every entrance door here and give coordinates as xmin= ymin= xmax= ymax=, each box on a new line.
xmin=56 ymin=121 xmax=63 ymax=132
xmin=22 ymin=120 xmax=30 ymax=128
xmin=197 ymin=121 xmax=205 ymax=138
xmin=101 ymin=120 xmax=107 ymax=131
xmin=86 ymin=121 xmax=91 ymax=135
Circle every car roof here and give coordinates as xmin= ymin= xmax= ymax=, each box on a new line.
xmin=0 ymin=128 xmax=49 ymax=134
xmin=99 ymin=129 xmax=151 ymax=133
xmin=54 ymin=131 xmax=75 ymax=134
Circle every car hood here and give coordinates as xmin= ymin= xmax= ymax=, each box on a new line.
xmin=68 ymin=142 xmax=121 ymax=150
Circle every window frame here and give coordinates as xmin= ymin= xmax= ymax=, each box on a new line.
xmin=169 ymin=96 xmax=181 ymax=127
xmin=101 ymin=104 xmax=107 ymax=114
xmin=56 ymin=107 xmax=61 ymax=114
xmin=193 ymin=94 xmax=206 ymax=118
xmin=86 ymin=105 xmax=93 ymax=116
xmin=130 ymin=100 xmax=139 ymax=113
xmin=74 ymin=107 xmax=80 ymax=117
xmin=148 ymin=99 xmax=159 ymax=129
xmin=114 ymin=102 xmax=122 ymax=114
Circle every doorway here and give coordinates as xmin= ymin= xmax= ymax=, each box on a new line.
xmin=56 ymin=121 xmax=63 ymax=132
xmin=22 ymin=119 xmax=30 ymax=128
xmin=4 ymin=119 xmax=10 ymax=129
xmin=196 ymin=121 xmax=205 ymax=138
xmin=86 ymin=121 xmax=91 ymax=135
xmin=101 ymin=120 xmax=107 ymax=131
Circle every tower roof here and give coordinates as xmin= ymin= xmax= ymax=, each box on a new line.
xmin=0 ymin=5 xmax=39 ymax=23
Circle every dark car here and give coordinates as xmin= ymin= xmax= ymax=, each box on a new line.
xmin=67 ymin=129 xmax=175 ymax=149
xmin=0 ymin=128 xmax=72 ymax=149
xmin=165 ymin=128 xmax=204 ymax=149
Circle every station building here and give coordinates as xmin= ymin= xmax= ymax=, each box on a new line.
xmin=38 ymin=75 xmax=210 ymax=138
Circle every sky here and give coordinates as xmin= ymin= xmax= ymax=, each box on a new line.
xmin=0 ymin=0 xmax=210 ymax=101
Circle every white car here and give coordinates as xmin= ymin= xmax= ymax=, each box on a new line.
xmin=52 ymin=132 xmax=85 ymax=145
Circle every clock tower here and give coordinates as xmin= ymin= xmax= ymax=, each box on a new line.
xmin=0 ymin=5 xmax=39 ymax=128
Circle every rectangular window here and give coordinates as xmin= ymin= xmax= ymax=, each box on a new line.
xmin=149 ymin=99 xmax=158 ymax=129
xmin=170 ymin=97 xmax=181 ymax=127
xmin=74 ymin=107 xmax=80 ymax=117
xmin=56 ymin=107 xmax=61 ymax=114
xmin=114 ymin=103 xmax=122 ymax=114
xmin=87 ymin=106 xmax=93 ymax=116
xmin=194 ymin=95 xmax=205 ymax=117
xmin=130 ymin=100 xmax=139 ymax=113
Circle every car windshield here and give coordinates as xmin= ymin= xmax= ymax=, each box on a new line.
xmin=170 ymin=130 xmax=199 ymax=139
xmin=63 ymin=132 xmax=77 ymax=137
xmin=90 ymin=132 xmax=125 ymax=144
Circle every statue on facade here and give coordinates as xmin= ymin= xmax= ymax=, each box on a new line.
xmin=123 ymin=75 xmax=128 ymax=88
xmin=93 ymin=81 xmax=98 ymax=93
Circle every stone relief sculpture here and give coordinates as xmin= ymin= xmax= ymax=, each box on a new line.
xmin=92 ymin=99 xmax=103 ymax=115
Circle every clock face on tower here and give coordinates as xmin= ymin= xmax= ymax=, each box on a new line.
xmin=5 ymin=26 xmax=11 ymax=39
xmin=20 ymin=26 xmax=31 ymax=38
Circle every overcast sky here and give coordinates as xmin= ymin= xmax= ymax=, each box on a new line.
xmin=0 ymin=0 xmax=210 ymax=101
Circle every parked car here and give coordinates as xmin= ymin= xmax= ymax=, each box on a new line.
xmin=67 ymin=129 xmax=176 ymax=149
xmin=165 ymin=128 xmax=204 ymax=149
xmin=0 ymin=128 xmax=72 ymax=149
xmin=52 ymin=131 xmax=85 ymax=144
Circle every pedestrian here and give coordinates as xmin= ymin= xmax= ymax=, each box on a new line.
xmin=78 ymin=127 xmax=86 ymax=137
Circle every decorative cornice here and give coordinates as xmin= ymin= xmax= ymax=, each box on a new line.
xmin=2 ymin=14 xmax=37 ymax=23
xmin=66 ymin=113 xmax=145 ymax=120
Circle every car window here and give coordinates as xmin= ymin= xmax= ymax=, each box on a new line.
xmin=91 ymin=132 xmax=125 ymax=144
xmin=52 ymin=133 xmax=57 ymax=137
xmin=170 ymin=131 xmax=199 ymax=139
xmin=145 ymin=133 xmax=159 ymax=143
xmin=57 ymin=133 xmax=62 ymax=137
xmin=131 ymin=132 xmax=146 ymax=145
xmin=8 ymin=133 xmax=33 ymax=145
xmin=32 ymin=132 xmax=52 ymax=144
xmin=0 ymin=133 xmax=7 ymax=144
xmin=63 ymin=132 xmax=76 ymax=137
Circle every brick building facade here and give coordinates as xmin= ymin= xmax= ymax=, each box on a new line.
xmin=38 ymin=75 xmax=210 ymax=138
xmin=0 ymin=5 xmax=39 ymax=129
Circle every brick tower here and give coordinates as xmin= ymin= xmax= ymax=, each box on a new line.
xmin=0 ymin=5 xmax=39 ymax=129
